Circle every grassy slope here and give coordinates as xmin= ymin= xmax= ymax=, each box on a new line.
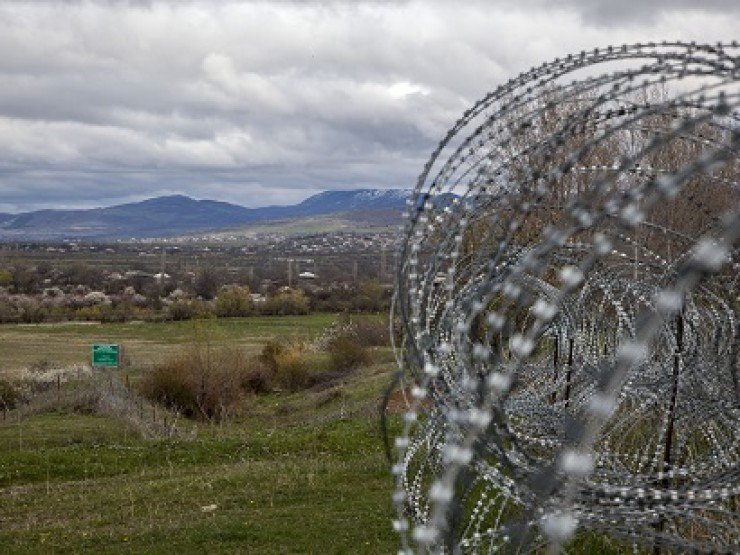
xmin=0 ymin=315 xmax=399 ymax=553
xmin=176 ymin=211 xmax=398 ymax=243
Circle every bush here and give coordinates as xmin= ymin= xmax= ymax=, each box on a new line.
xmin=139 ymin=360 xmax=198 ymax=416
xmin=241 ymin=363 xmax=273 ymax=394
xmin=164 ymin=299 xmax=213 ymax=321
xmin=73 ymin=305 xmax=104 ymax=321
xmin=17 ymin=297 xmax=48 ymax=323
xmin=138 ymin=346 xmax=253 ymax=421
xmin=167 ymin=300 xmax=195 ymax=321
xmin=343 ymin=316 xmax=390 ymax=347
xmin=258 ymin=340 xmax=284 ymax=373
xmin=0 ymin=379 xmax=22 ymax=410
xmin=0 ymin=296 xmax=19 ymax=323
xmin=100 ymin=302 xmax=134 ymax=323
xmin=258 ymin=340 xmax=321 ymax=391
xmin=349 ymin=280 xmax=389 ymax=312
xmin=273 ymin=343 xmax=312 ymax=391
xmin=327 ymin=333 xmax=369 ymax=373
xmin=260 ymin=289 xmax=310 ymax=315
xmin=215 ymin=285 xmax=253 ymax=317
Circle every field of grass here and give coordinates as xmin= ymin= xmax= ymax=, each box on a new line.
xmin=0 ymin=315 xmax=400 ymax=553
xmin=0 ymin=314 xmax=338 ymax=378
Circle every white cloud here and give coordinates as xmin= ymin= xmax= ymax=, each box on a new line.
xmin=0 ymin=0 xmax=737 ymax=211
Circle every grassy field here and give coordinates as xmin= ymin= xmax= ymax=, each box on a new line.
xmin=0 ymin=314 xmax=339 ymax=378
xmin=0 ymin=315 xmax=400 ymax=553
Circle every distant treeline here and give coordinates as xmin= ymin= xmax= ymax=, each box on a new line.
xmin=0 ymin=265 xmax=390 ymax=324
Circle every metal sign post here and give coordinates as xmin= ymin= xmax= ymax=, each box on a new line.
xmin=92 ymin=344 xmax=120 ymax=369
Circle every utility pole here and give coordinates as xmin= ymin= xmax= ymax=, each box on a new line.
xmin=352 ymin=260 xmax=358 ymax=283
xmin=380 ymin=248 xmax=387 ymax=283
xmin=287 ymin=259 xmax=293 ymax=288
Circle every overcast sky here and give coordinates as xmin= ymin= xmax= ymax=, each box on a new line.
xmin=0 ymin=0 xmax=737 ymax=212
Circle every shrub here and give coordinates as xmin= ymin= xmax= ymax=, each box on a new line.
xmin=215 ymin=285 xmax=253 ymax=317
xmin=101 ymin=302 xmax=134 ymax=323
xmin=74 ymin=305 xmax=103 ymax=321
xmin=258 ymin=340 xmax=284 ymax=373
xmin=349 ymin=280 xmax=389 ymax=312
xmin=344 ymin=316 xmax=390 ymax=347
xmin=138 ymin=346 xmax=253 ymax=421
xmin=327 ymin=333 xmax=369 ymax=373
xmin=258 ymin=339 xmax=328 ymax=391
xmin=260 ymin=289 xmax=310 ymax=315
xmin=273 ymin=343 xmax=312 ymax=391
xmin=68 ymin=389 xmax=101 ymax=415
xmin=0 ymin=296 xmax=19 ymax=323
xmin=16 ymin=297 xmax=48 ymax=323
xmin=167 ymin=300 xmax=195 ymax=321
xmin=140 ymin=359 xmax=199 ymax=416
xmin=241 ymin=362 xmax=273 ymax=394
xmin=0 ymin=379 xmax=22 ymax=410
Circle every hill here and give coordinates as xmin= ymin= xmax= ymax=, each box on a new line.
xmin=0 ymin=189 xmax=410 ymax=240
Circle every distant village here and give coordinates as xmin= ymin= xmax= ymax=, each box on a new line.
xmin=0 ymin=230 xmax=397 ymax=324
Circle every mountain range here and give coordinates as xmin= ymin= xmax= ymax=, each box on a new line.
xmin=0 ymin=189 xmax=411 ymax=240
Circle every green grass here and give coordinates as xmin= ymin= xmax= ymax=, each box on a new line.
xmin=0 ymin=421 xmax=396 ymax=553
xmin=0 ymin=376 xmax=400 ymax=553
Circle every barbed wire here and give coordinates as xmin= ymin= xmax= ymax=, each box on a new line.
xmin=389 ymin=41 xmax=739 ymax=553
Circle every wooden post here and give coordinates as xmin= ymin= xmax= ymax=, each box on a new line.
xmin=564 ymin=338 xmax=574 ymax=408
xmin=551 ymin=336 xmax=559 ymax=404
xmin=731 ymin=325 xmax=740 ymax=404
xmin=654 ymin=308 xmax=684 ymax=555
xmin=663 ymin=310 xmax=683 ymax=469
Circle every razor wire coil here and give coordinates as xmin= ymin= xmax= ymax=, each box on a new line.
xmin=390 ymin=41 xmax=739 ymax=554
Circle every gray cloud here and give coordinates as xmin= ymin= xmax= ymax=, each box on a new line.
xmin=0 ymin=0 xmax=737 ymax=211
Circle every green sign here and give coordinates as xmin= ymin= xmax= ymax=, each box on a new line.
xmin=92 ymin=344 xmax=120 ymax=368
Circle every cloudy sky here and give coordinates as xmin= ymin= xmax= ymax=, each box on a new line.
xmin=0 ymin=0 xmax=737 ymax=212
